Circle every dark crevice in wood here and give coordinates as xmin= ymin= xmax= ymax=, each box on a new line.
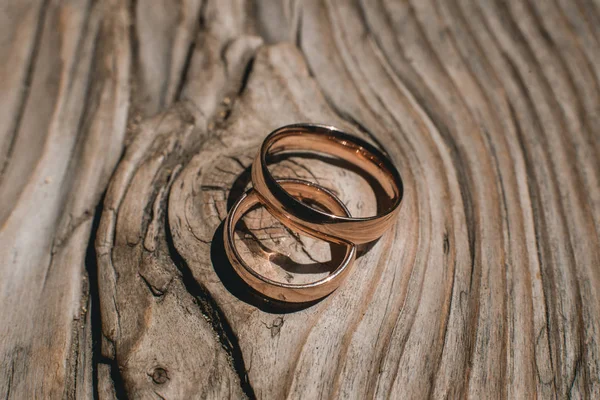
xmin=295 ymin=5 xmax=303 ymax=55
xmin=219 ymin=39 xmax=234 ymax=70
xmin=137 ymin=171 xmax=169 ymax=250
xmin=138 ymin=272 xmax=165 ymax=297
xmin=65 ymin=318 xmax=81 ymax=400
xmin=197 ymin=0 xmax=208 ymax=32
xmin=0 ymin=0 xmax=50 ymax=184
xmin=5 ymin=357 xmax=14 ymax=400
xmin=568 ymin=349 xmax=584 ymax=398
xmin=153 ymin=390 xmax=166 ymax=400
xmin=434 ymin=230 xmax=458 ymax=398
xmin=85 ymin=194 xmax=105 ymax=400
xmin=237 ymin=55 xmax=256 ymax=97
xmin=86 ymin=193 xmax=129 ymax=400
xmin=95 ymin=357 xmax=128 ymax=399
xmin=128 ymin=0 xmax=140 ymax=117
xmin=108 ymin=358 xmax=129 ymax=400
xmin=173 ymin=33 xmax=198 ymax=105
xmin=164 ymin=198 xmax=256 ymax=399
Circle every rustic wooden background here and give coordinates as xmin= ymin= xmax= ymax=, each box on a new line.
xmin=1 ymin=0 xmax=599 ymax=398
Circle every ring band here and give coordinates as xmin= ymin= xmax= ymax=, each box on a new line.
xmin=251 ymin=124 xmax=403 ymax=244
xmin=223 ymin=179 xmax=357 ymax=303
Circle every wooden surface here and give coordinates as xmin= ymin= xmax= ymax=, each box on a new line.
xmin=1 ymin=0 xmax=599 ymax=398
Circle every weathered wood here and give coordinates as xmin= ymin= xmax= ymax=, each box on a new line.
xmin=0 ymin=0 xmax=129 ymax=397
xmin=1 ymin=0 xmax=599 ymax=399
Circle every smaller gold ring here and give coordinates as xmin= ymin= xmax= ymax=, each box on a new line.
xmin=223 ymin=179 xmax=357 ymax=303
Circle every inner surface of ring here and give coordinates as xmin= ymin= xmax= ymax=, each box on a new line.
xmin=264 ymin=130 xmax=401 ymax=218
xmin=229 ymin=180 xmax=354 ymax=286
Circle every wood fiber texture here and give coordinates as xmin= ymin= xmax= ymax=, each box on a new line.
xmin=0 ymin=0 xmax=599 ymax=399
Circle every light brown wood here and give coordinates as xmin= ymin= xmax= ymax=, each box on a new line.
xmin=1 ymin=0 xmax=599 ymax=398
xmin=0 ymin=0 xmax=130 ymax=397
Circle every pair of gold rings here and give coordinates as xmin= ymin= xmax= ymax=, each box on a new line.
xmin=223 ymin=124 xmax=403 ymax=303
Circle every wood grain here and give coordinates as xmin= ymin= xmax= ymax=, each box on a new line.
xmin=1 ymin=0 xmax=599 ymax=398
xmin=0 ymin=0 xmax=130 ymax=397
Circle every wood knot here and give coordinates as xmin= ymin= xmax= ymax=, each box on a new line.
xmin=151 ymin=367 xmax=169 ymax=384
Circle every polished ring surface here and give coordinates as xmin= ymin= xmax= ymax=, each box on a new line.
xmin=252 ymin=124 xmax=403 ymax=244
xmin=223 ymin=179 xmax=357 ymax=303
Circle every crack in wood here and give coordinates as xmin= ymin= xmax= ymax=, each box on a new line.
xmin=165 ymin=200 xmax=256 ymax=399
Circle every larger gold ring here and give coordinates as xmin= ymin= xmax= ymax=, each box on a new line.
xmin=224 ymin=179 xmax=357 ymax=303
xmin=251 ymin=124 xmax=403 ymax=244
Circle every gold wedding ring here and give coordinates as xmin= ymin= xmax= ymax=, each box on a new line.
xmin=252 ymin=124 xmax=403 ymax=244
xmin=222 ymin=123 xmax=403 ymax=303
xmin=224 ymin=179 xmax=356 ymax=303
